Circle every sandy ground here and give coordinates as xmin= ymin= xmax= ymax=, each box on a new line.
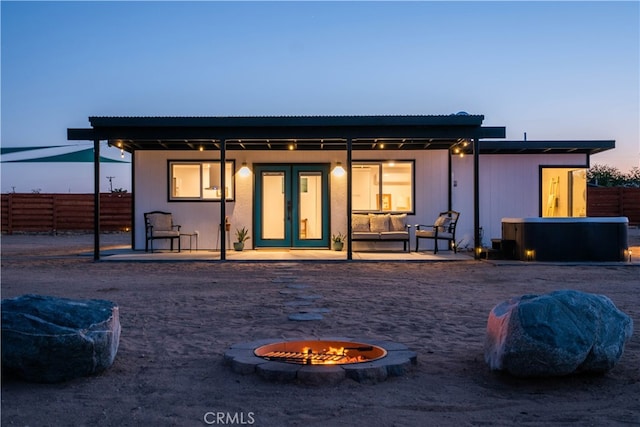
xmin=1 ymin=233 xmax=639 ymax=427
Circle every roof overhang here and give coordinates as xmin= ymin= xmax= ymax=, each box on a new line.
xmin=479 ymin=140 xmax=615 ymax=155
xmin=68 ymin=116 xmax=614 ymax=156
xmin=68 ymin=115 xmax=506 ymax=152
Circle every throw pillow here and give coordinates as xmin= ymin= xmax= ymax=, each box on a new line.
xmin=390 ymin=214 xmax=407 ymax=231
xmin=352 ymin=214 xmax=370 ymax=232
xmin=434 ymin=215 xmax=451 ymax=232
xmin=369 ymin=214 xmax=390 ymax=232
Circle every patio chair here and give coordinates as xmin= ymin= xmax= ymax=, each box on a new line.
xmin=144 ymin=211 xmax=181 ymax=253
xmin=415 ymin=211 xmax=460 ymax=254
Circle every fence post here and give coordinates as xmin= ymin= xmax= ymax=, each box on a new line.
xmin=7 ymin=194 xmax=13 ymax=235
xmin=52 ymin=194 xmax=58 ymax=234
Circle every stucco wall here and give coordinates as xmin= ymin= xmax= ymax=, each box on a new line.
xmin=134 ymin=149 xmax=588 ymax=251
xmin=134 ymin=149 xmax=451 ymax=250
xmin=452 ymin=153 xmax=588 ymax=246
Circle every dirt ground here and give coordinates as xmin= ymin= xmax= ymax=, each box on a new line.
xmin=1 ymin=233 xmax=639 ymax=426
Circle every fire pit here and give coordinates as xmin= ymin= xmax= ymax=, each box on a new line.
xmin=254 ymin=339 xmax=387 ymax=365
xmin=224 ymin=337 xmax=417 ymax=384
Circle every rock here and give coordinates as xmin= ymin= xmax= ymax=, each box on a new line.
xmin=484 ymin=289 xmax=633 ymax=377
xmin=1 ymin=294 xmax=121 ymax=383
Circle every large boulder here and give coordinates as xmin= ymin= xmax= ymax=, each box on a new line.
xmin=1 ymin=294 xmax=121 ymax=383
xmin=485 ymin=289 xmax=633 ymax=377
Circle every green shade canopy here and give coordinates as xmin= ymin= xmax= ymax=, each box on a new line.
xmin=2 ymin=148 xmax=129 ymax=163
xmin=1 ymin=146 xmax=66 ymax=155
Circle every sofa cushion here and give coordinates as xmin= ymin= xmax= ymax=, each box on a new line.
xmin=379 ymin=231 xmax=409 ymax=240
xmin=352 ymin=232 xmax=380 ymax=240
xmin=352 ymin=214 xmax=370 ymax=232
xmin=369 ymin=214 xmax=390 ymax=232
xmin=389 ymin=214 xmax=407 ymax=231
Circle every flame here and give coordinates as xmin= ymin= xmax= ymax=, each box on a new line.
xmin=299 ymin=345 xmax=365 ymax=365
xmin=327 ymin=346 xmax=346 ymax=355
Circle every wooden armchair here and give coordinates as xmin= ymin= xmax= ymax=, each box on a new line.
xmin=415 ymin=211 xmax=460 ymax=254
xmin=144 ymin=211 xmax=181 ymax=253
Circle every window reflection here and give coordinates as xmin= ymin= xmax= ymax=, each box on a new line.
xmin=352 ymin=161 xmax=413 ymax=212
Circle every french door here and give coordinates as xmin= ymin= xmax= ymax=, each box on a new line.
xmin=254 ymin=164 xmax=329 ymax=248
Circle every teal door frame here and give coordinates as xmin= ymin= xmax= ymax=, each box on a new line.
xmin=254 ymin=164 xmax=330 ymax=248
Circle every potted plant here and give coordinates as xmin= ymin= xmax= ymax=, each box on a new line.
xmin=331 ymin=232 xmax=346 ymax=251
xmin=234 ymin=226 xmax=250 ymax=251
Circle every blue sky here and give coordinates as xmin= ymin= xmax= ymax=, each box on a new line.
xmin=1 ymin=1 xmax=638 ymax=193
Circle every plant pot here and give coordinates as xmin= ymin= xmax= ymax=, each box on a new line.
xmin=233 ymin=242 xmax=244 ymax=251
xmin=332 ymin=241 xmax=344 ymax=251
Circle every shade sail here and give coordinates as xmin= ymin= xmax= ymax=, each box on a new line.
xmin=1 ymin=146 xmax=67 ymax=155
xmin=1 ymin=148 xmax=128 ymax=163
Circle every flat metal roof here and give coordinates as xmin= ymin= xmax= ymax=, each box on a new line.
xmin=67 ymin=115 xmax=614 ymax=155
xmin=69 ymin=114 xmax=505 ymax=152
xmin=479 ymin=140 xmax=615 ymax=155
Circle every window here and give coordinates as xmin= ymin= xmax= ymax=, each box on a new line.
xmin=541 ymin=166 xmax=587 ymax=217
xmin=169 ymin=161 xmax=235 ymax=201
xmin=352 ymin=161 xmax=414 ymax=212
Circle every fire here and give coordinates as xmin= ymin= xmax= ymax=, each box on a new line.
xmin=328 ymin=346 xmax=345 ymax=355
xmin=254 ymin=340 xmax=387 ymax=366
xmin=300 ymin=345 xmax=366 ymax=365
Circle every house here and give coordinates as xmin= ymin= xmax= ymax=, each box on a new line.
xmin=68 ymin=114 xmax=615 ymax=260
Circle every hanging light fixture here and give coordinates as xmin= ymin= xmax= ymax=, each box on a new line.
xmin=451 ymin=139 xmax=471 ymax=158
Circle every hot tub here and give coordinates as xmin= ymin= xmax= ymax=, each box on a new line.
xmin=501 ymin=217 xmax=629 ymax=262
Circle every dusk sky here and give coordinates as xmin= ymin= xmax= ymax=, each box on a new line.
xmin=1 ymin=1 xmax=638 ymax=193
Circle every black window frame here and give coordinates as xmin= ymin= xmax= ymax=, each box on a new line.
xmin=168 ymin=159 xmax=236 ymax=202
xmin=351 ymin=159 xmax=415 ymax=214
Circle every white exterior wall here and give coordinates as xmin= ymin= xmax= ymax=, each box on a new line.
xmin=134 ymin=149 xmax=588 ymax=251
xmin=452 ymin=153 xmax=588 ymax=246
xmin=134 ymin=149 xmax=450 ymax=250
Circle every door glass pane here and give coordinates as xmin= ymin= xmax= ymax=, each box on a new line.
xmin=298 ymin=172 xmax=322 ymax=239
xmin=571 ymin=169 xmax=587 ymax=217
xmin=262 ymin=172 xmax=285 ymax=239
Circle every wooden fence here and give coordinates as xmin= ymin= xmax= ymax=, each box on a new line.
xmin=1 ymin=193 xmax=131 ymax=234
xmin=587 ymin=187 xmax=640 ymax=226
xmin=1 ymin=189 xmax=637 ymax=233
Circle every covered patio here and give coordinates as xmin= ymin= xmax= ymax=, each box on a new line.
xmin=69 ymin=114 xmax=505 ymax=261
xmin=95 ymin=247 xmax=470 ymax=262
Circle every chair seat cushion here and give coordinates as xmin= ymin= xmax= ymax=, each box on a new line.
xmin=416 ymin=230 xmax=453 ymax=239
xmin=151 ymin=231 xmax=180 ymax=238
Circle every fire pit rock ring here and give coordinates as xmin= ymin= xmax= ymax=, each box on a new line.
xmin=224 ymin=337 xmax=417 ymax=385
